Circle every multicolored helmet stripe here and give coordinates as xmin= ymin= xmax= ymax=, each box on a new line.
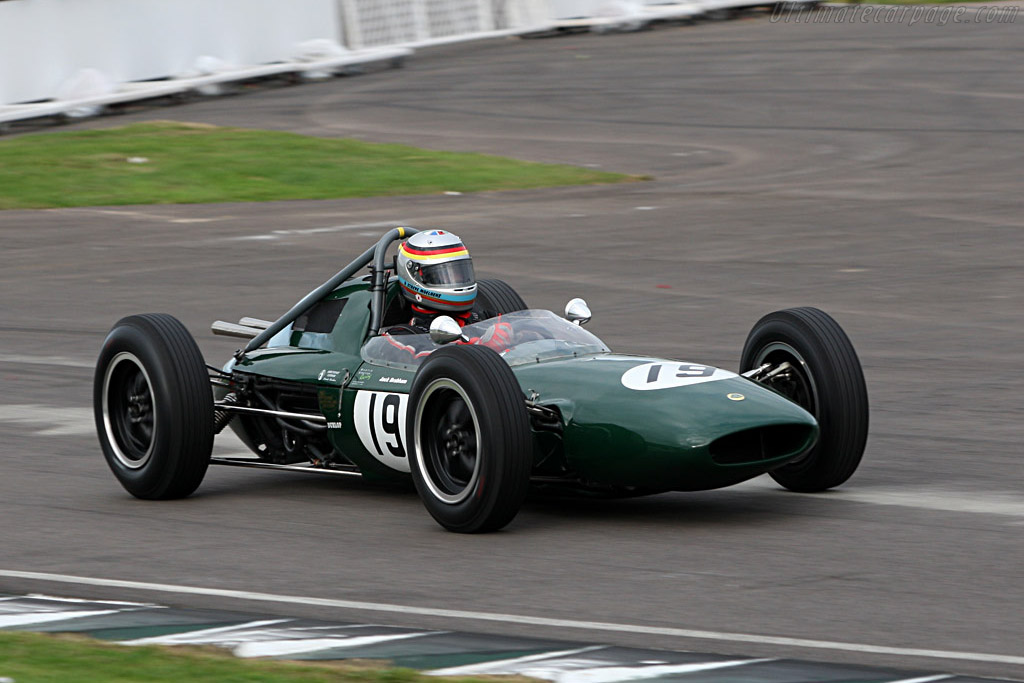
xmin=398 ymin=241 xmax=469 ymax=261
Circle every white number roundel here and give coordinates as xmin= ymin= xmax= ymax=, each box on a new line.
xmin=620 ymin=361 xmax=737 ymax=391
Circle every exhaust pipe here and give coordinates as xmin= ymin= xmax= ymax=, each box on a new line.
xmin=238 ymin=317 xmax=272 ymax=329
xmin=212 ymin=321 xmax=263 ymax=339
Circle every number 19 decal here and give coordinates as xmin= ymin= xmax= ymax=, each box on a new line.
xmin=354 ymin=391 xmax=410 ymax=472
xmin=620 ymin=361 xmax=737 ymax=391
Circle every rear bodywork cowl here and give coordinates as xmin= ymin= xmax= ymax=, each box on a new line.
xmin=512 ymin=353 xmax=818 ymax=491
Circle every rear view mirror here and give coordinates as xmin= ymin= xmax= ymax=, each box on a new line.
xmin=565 ymin=298 xmax=592 ymax=326
xmin=429 ymin=316 xmax=467 ymax=344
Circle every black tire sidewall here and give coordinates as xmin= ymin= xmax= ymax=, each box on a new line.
xmin=407 ymin=345 xmax=530 ymax=532
xmin=741 ymin=309 xmax=868 ymax=490
xmin=94 ymin=316 xmax=212 ymax=499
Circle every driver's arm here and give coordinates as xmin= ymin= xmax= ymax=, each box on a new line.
xmin=381 ymin=330 xmax=434 ymax=359
xmin=459 ymin=321 xmax=513 ymax=352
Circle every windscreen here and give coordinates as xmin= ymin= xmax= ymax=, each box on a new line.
xmin=362 ymin=309 xmax=610 ymax=370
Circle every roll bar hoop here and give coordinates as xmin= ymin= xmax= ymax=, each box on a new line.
xmin=238 ymin=227 xmax=418 ymax=359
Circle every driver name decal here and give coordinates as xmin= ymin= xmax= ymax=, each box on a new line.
xmin=354 ymin=391 xmax=410 ymax=472
xmin=621 ymin=362 xmax=737 ymax=391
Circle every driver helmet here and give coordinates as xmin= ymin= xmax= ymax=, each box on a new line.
xmin=396 ymin=230 xmax=476 ymax=313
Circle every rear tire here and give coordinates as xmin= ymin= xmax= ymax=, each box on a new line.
xmin=94 ymin=314 xmax=214 ymax=499
xmin=740 ymin=307 xmax=868 ymax=492
xmin=474 ymin=279 xmax=527 ymax=319
xmin=407 ymin=345 xmax=532 ymax=532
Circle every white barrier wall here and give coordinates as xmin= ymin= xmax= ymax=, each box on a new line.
xmin=341 ymin=0 xmax=492 ymax=48
xmin=0 ymin=0 xmax=341 ymax=105
xmin=339 ymin=0 xmax=548 ymax=49
xmin=547 ymin=0 xmax=700 ymax=21
xmin=0 ymin=0 xmax=773 ymax=110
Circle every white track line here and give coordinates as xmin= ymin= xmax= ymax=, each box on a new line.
xmin=732 ymin=480 xmax=1024 ymax=520
xmin=1 ymin=569 xmax=1022 ymax=666
xmin=25 ymin=593 xmax=156 ymax=607
xmin=0 ymin=609 xmax=118 ymax=628
xmin=429 ymin=646 xmax=607 ymax=675
xmin=122 ymin=618 xmax=432 ymax=658
xmin=233 ymin=632 xmax=433 ymax=658
xmin=0 ymin=354 xmax=93 ymax=369
xmin=122 ymin=619 xmax=291 ymax=645
xmin=823 ymin=488 xmax=1024 ymax=519
xmin=216 ymin=221 xmax=403 ymax=242
xmin=528 ymin=658 xmax=773 ymax=683
xmin=0 ymin=405 xmax=95 ymax=436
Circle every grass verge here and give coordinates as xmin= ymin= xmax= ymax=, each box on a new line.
xmin=0 ymin=121 xmax=639 ymax=210
xmin=0 ymin=631 xmax=530 ymax=683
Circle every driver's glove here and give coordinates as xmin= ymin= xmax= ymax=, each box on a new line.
xmin=467 ymin=321 xmax=513 ymax=351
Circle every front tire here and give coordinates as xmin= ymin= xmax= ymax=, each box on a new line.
xmin=94 ymin=314 xmax=214 ymax=499
xmin=740 ymin=307 xmax=868 ymax=492
xmin=407 ymin=345 xmax=532 ymax=532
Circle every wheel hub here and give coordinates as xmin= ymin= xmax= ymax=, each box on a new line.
xmin=444 ymin=427 xmax=468 ymax=455
xmin=102 ymin=351 xmax=157 ymax=470
xmin=415 ymin=379 xmax=483 ymax=505
xmin=127 ymin=393 xmax=151 ymax=422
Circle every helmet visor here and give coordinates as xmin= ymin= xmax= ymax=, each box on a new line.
xmin=417 ymin=259 xmax=475 ymax=287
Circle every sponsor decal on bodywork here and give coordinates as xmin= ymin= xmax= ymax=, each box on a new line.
xmin=348 ymin=368 xmax=374 ymax=388
xmin=348 ymin=366 xmax=415 ymax=391
xmin=317 ymin=389 xmax=341 ymax=419
xmin=317 ymin=368 xmax=343 ymax=383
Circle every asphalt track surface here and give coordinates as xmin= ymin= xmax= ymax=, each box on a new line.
xmin=2 ymin=10 xmax=1023 ymax=681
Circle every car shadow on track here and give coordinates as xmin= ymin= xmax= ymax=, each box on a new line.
xmin=197 ymin=468 xmax=819 ymax=532
xmin=517 ymin=486 xmax=818 ymax=531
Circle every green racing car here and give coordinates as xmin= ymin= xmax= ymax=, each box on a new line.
xmin=94 ymin=227 xmax=868 ymax=533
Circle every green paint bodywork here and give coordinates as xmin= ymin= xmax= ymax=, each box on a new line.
xmin=513 ymin=355 xmax=815 ymax=490
xmin=223 ymin=279 xmax=818 ymax=492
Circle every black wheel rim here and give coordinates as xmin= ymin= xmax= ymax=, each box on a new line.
xmin=102 ymin=352 xmax=156 ymax=469
xmin=414 ymin=379 xmax=480 ymax=504
xmin=753 ymin=342 xmax=819 ymax=465
xmin=753 ymin=342 xmax=818 ymax=416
